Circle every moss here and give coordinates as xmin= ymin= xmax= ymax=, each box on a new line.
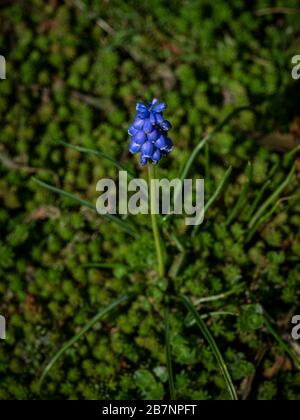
xmin=1 ymin=0 xmax=300 ymax=401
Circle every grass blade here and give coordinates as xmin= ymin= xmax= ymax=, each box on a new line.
xmin=194 ymin=284 xmax=244 ymax=306
xmin=180 ymin=294 xmax=238 ymax=400
xmin=38 ymin=294 xmax=132 ymax=392
xmin=245 ymin=179 xmax=271 ymax=221
xmin=184 ymin=285 xmax=243 ymax=327
xmin=185 ymin=311 xmax=238 ymax=327
xmin=204 ymin=166 xmax=233 ymax=213
xmin=192 ymin=166 xmax=232 ymax=235
xmin=246 ymin=194 xmax=298 ymax=242
xmin=204 ymin=142 xmax=211 ymax=195
xmin=168 ymin=106 xmax=251 ymax=222
xmin=179 ymin=106 xmax=251 ymax=183
xmin=248 ymin=163 xmax=295 ymax=229
xmin=57 ymin=141 xmax=148 ymax=199
xmin=57 ymin=141 xmax=136 ymax=178
xmin=246 ymin=200 xmax=279 ymax=242
xmin=225 ymin=161 xmax=253 ymax=226
xmin=284 ymin=145 xmax=300 ymax=167
xmin=264 ymin=316 xmax=300 ymax=370
xmin=32 ymin=177 xmax=138 ymax=238
xmin=245 ymin=160 xmax=281 ymax=221
xmin=164 ymin=305 xmax=176 ymax=400
xmin=200 ymin=311 xmax=237 ymax=320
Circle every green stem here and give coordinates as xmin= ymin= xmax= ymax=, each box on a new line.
xmin=38 ymin=294 xmax=132 ymax=393
xmin=164 ymin=305 xmax=176 ymax=399
xmin=179 ymin=106 xmax=252 ymax=184
xmin=180 ymin=295 xmax=238 ymax=400
xmin=192 ymin=166 xmax=232 ymax=236
xmin=148 ymin=164 xmax=165 ymax=278
xmin=248 ymin=163 xmax=295 ymax=229
xmin=32 ymin=177 xmax=138 ymax=238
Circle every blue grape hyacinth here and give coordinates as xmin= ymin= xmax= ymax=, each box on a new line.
xmin=128 ymin=98 xmax=173 ymax=166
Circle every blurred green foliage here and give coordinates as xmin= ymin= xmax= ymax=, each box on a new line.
xmin=0 ymin=0 xmax=300 ymax=400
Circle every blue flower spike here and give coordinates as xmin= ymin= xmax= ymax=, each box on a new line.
xmin=128 ymin=98 xmax=173 ymax=166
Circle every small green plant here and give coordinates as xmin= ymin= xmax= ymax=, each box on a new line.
xmin=1 ymin=0 xmax=300 ymax=401
xmin=34 ymin=100 xmax=300 ymax=400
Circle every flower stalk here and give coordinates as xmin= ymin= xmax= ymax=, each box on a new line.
xmin=148 ymin=164 xmax=165 ymax=278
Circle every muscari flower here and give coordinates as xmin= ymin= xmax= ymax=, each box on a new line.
xmin=128 ymin=98 xmax=173 ymax=166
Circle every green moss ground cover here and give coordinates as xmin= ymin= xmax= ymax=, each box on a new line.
xmin=0 ymin=0 xmax=300 ymax=400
